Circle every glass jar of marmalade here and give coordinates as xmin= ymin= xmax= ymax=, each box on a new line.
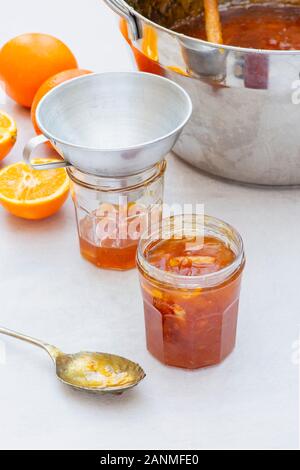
xmin=137 ymin=214 xmax=245 ymax=369
xmin=68 ymin=161 xmax=166 ymax=270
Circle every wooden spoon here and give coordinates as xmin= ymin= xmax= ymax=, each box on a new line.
xmin=204 ymin=0 xmax=223 ymax=44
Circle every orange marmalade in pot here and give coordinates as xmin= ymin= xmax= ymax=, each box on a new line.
xmin=174 ymin=4 xmax=300 ymax=50
xmin=137 ymin=215 xmax=245 ymax=369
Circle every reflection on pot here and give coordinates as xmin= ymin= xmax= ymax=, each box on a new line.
xmin=112 ymin=0 xmax=300 ymax=185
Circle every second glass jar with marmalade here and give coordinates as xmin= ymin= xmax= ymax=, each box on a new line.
xmin=137 ymin=215 xmax=245 ymax=369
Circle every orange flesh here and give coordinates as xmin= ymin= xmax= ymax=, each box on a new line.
xmin=140 ymin=236 xmax=243 ymax=369
xmin=0 ymin=111 xmax=17 ymax=161
xmin=0 ymin=161 xmax=69 ymax=220
xmin=174 ymin=4 xmax=300 ymax=50
xmin=0 ymin=163 xmax=67 ymax=200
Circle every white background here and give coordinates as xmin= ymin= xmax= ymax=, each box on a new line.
xmin=0 ymin=0 xmax=298 ymax=450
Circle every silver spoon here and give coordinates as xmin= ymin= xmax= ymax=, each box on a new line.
xmin=0 ymin=326 xmax=146 ymax=395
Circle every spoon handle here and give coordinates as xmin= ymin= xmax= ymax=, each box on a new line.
xmin=0 ymin=326 xmax=61 ymax=361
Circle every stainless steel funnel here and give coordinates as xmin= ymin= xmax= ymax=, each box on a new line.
xmin=23 ymin=72 xmax=192 ymax=176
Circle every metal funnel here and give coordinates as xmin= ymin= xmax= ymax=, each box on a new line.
xmin=24 ymin=72 xmax=192 ymax=176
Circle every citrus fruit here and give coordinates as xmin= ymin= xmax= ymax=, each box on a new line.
xmin=0 ymin=111 xmax=17 ymax=161
xmin=31 ymin=69 xmax=91 ymax=134
xmin=0 ymin=160 xmax=69 ymax=219
xmin=0 ymin=33 xmax=77 ymax=108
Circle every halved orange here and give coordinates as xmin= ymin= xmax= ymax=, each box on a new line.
xmin=0 ymin=111 xmax=17 ymax=161
xmin=0 ymin=160 xmax=69 ymax=219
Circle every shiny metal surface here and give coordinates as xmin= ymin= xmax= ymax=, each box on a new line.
xmin=103 ymin=0 xmax=142 ymax=40
xmin=105 ymin=0 xmax=300 ymax=185
xmin=0 ymin=326 xmax=146 ymax=395
xmin=24 ymin=72 xmax=192 ymax=177
xmin=23 ymin=134 xmax=69 ymax=170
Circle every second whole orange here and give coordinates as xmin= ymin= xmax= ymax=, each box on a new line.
xmin=0 ymin=33 xmax=78 ymax=108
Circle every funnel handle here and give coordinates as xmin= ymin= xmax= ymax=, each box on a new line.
xmin=102 ymin=0 xmax=142 ymax=41
xmin=23 ymin=135 xmax=69 ymax=170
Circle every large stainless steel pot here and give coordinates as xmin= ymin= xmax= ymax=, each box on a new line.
xmin=104 ymin=0 xmax=300 ymax=185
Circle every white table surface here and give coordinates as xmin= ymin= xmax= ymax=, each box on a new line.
xmin=0 ymin=0 xmax=299 ymax=451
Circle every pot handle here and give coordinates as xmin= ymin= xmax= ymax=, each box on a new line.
xmin=102 ymin=0 xmax=142 ymax=41
xmin=23 ymin=135 xmax=69 ymax=170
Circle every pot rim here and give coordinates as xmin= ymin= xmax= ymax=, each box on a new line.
xmin=124 ymin=0 xmax=300 ymax=55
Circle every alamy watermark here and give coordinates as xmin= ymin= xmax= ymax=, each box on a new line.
xmin=90 ymin=200 xmax=204 ymax=244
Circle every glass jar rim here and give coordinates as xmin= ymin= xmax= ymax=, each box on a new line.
xmin=137 ymin=214 xmax=245 ymax=289
xmin=67 ymin=160 xmax=166 ymax=193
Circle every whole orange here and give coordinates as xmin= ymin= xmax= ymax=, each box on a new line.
xmin=0 ymin=33 xmax=78 ymax=108
xmin=31 ymin=69 xmax=91 ymax=134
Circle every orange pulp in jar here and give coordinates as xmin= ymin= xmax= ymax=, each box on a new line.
xmin=137 ymin=217 xmax=245 ymax=369
xmin=68 ymin=162 xmax=166 ymax=271
xmin=79 ymin=235 xmax=138 ymax=270
xmin=78 ymin=203 xmax=146 ymax=270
